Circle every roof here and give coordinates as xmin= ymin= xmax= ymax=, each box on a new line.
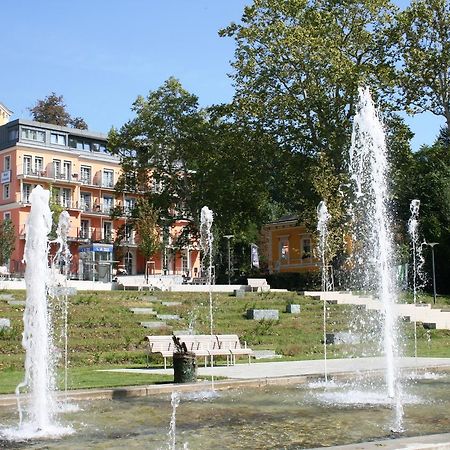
xmin=0 ymin=102 xmax=13 ymax=115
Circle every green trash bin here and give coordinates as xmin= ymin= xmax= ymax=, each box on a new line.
xmin=173 ymin=351 xmax=197 ymax=383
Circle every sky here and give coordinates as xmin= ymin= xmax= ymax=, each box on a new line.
xmin=1 ymin=0 xmax=444 ymax=151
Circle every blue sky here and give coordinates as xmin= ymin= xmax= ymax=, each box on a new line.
xmin=1 ymin=0 xmax=443 ymax=150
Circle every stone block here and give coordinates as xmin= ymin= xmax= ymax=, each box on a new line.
xmin=326 ymin=332 xmax=360 ymax=345
xmin=234 ymin=289 xmax=246 ymax=298
xmin=8 ymin=300 xmax=26 ymax=306
xmin=286 ymin=304 xmax=301 ymax=314
xmin=246 ymin=309 xmax=279 ymax=321
xmin=157 ymin=314 xmax=181 ymax=321
xmin=0 ymin=294 xmax=14 ymax=300
xmin=162 ymin=301 xmax=182 ymax=307
xmin=141 ymin=321 xmax=167 ymax=329
xmin=0 ymin=318 xmax=11 ymax=329
xmin=423 ymin=323 xmax=436 ymax=330
xmin=129 ymin=308 xmax=156 ymax=315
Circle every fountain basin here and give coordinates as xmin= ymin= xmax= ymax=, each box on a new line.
xmin=1 ymin=369 xmax=449 ymax=449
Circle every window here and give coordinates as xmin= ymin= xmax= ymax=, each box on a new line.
xmin=103 ymin=221 xmax=112 ymax=242
xmin=80 ymin=166 xmax=91 ymax=184
xmin=80 ymin=220 xmax=90 ymax=239
xmin=302 ymin=238 xmax=312 ymax=259
xmin=4 ymin=212 xmax=11 ymax=221
xmin=280 ymin=238 xmax=289 ymax=262
xmin=102 ymin=196 xmax=113 ymax=213
xmin=21 ymin=128 xmax=45 ymax=142
xmin=124 ymin=224 xmax=134 ymax=244
xmin=80 ymin=192 xmax=91 ymax=211
xmin=102 ymin=169 xmax=114 ymax=188
xmin=23 ymin=184 xmax=32 ymax=203
xmin=124 ymin=197 xmax=135 ymax=214
xmin=4 ymin=156 xmax=11 ymax=171
xmin=62 ymin=188 xmax=71 ymax=208
xmin=34 ymin=157 xmax=44 ymax=174
xmin=50 ymin=133 xmax=66 ymax=146
xmin=63 ymin=161 xmax=71 ymax=180
xmin=53 ymin=159 xmax=61 ymax=178
xmin=8 ymin=128 xmax=18 ymax=141
xmin=23 ymin=155 xmax=32 ymax=175
xmin=182 ymin=254 xmax=188 ymax=274
xmin=3 ymin=183 xmax=10 ymax=200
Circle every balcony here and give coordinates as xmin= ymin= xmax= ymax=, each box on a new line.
xmin=18 ymin=170 xmax=81 ymax=185
xmin=76 ymin=227 xmax=115 ymax=244
xmin=80 ymin=203 xmax=114 ymax=216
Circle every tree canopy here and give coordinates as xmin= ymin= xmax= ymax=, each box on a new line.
xmin=29 ymin=92 xmax=88 ymax=129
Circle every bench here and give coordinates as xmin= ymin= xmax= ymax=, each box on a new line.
xmin=145 ymin=334 xmax=254 ymax=368
xmin=247 ymin=278 xmax=270 ymax=292
xmin=0 ymin=266 xmax=11 ymax=280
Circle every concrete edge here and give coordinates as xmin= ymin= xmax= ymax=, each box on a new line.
xmin=1 ymin=364 xmax=449 ymax=407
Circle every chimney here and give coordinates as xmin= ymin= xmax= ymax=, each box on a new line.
xmin=0 ymin=103 xmax=13 ymax=126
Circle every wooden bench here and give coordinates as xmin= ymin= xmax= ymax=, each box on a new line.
xmin=145 ymin=334 xmax=254 ymax=368
xmin=247 ymin=278 xmax=270 ymax=292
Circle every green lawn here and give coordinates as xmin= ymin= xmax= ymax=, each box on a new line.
xmin=0 ymin=289 xmax=449 ymax=394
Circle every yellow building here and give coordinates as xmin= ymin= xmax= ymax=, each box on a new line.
xmin=0 ymin=115 xmax=200 ymax=280
xmin=261 ymin=215 xmax=319 ymax=274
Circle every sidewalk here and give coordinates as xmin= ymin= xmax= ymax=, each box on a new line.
xmin=102 ymin=356 xmax=450 ymax=379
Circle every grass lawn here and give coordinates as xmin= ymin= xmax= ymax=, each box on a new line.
xmin=0 ymin=289 xmax=449 ymax=394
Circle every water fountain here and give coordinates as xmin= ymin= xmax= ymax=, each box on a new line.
xmin=5 ymin=186 xmax=72 ymax=439
xmin=317 ymin=201 xmax=330 ymax=382
xmin=407 ymin=199 xmax=426 ymax=357
xmin=348 ymin=86 xmax=404 ymax=431
xmin=200 ymin=206 xmax=214 ymax=336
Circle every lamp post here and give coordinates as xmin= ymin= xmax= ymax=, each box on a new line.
xmin=428 ymin=242 xmax=438 ymax=304
xmin=224 ymin=235 xmax=234 ymax=285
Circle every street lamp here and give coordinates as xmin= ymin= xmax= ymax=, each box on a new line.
xmin=427 ymin=242 xmax=438 ymax=304
xmin=223 ymin=235 xmax=234 ymax=285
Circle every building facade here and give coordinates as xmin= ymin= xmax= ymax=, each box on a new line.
xmin=261 ymin=215 xmax=319 ymax=274
xmin=0 ymin=111 xmax=200 ymax=280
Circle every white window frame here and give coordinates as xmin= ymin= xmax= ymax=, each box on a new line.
xmin=80 ymin=166 xmax=91 ymax=184
xmin=3 ymin=183 xmax=10 ymax=200
xmin=50 ymin=132 xmax=66 ymax=146
xmin=102 ymin=169 xmax=114 ymax=188
xmin=4 ymin=155 xmax=11 ymax=171
xmin=23 ymin=155 xmax=32 ymax=175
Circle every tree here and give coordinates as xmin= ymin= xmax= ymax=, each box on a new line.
xmin=133 ymin=199 xmax=161 ymax=262
xmin=220 ymin=0 xmax=398 ymax=168
xmin=393 ymin=0 xmax=450 ymax=132
xmin=29 ymin=92 xmax=88 ymax=129
xmin=395 ymin=134 xmax=450 ymax=294
xmin=0 ymin=219 xmax=15 ymax=266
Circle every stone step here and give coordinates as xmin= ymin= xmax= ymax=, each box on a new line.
xmin=156 ymin=314 xmax=181 ymax=321
xmin=141 ymin=321 xmax=168 ymax=329
xmin=161 ymin=301 xmax=182 ymax=307
xmin=129 ymin=308 xmax=156 ymax=315
xmin=7 ymin=300 xmax=25 ymax=306
xmin=0 ymin=318 xmax=11 ymax=329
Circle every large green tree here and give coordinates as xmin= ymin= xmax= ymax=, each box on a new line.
xmin=393 ymin=0 xmax=450 ymax=132
xmin=108 ymin=79 xmax=274 ymax=277
xmin=220 ymin=0 xmax=397 ymax=167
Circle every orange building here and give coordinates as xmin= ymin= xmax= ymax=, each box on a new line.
xmin=261 ymin=215 xmax=319 ymax=274
xmin=0 ymin=106 xmax=200 ymax=280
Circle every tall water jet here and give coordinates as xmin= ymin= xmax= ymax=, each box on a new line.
xmin=200 ymin=206 xmax=214 ymax=335
xmin=52 ymin=211 xmax=72 ymax=396
xmin=407 ymin=199 xmax=425 ymax=358
xmin=167 ymin=392 xmax=180 ymax=450
xmin=13 ymin=186 xmax=71 ymax=437
xmin=317 ymin=201 xmax=330 ymax=382
xmin=348 ymin=87 xmax=403 ymax=431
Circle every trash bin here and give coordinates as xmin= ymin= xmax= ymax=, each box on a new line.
xmin=173 ymin=351 xmax=197 ymax=383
